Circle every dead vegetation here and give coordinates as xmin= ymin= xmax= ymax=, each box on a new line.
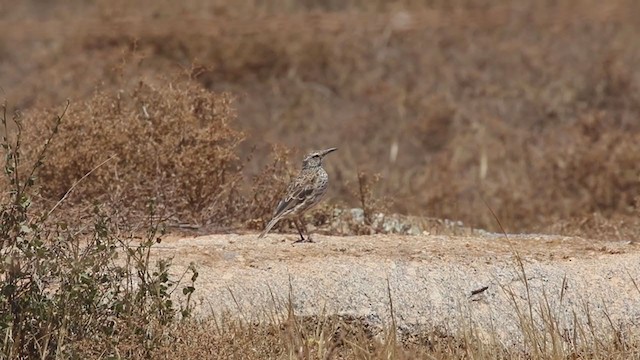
xmin=3 ymin=0 xmax=640 ymax=236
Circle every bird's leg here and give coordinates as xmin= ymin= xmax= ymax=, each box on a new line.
xmin=288 ymin=219 xmax=297 ymax=236
xmin=293 ymin=217 xmax=313 ymax=243
xmin=293 ymin=218 xmax=306 ymax=242
xmin=301 ymin=217 xmax=313 ymax=242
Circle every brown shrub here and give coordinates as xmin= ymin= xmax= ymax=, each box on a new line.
xmin=22 ymin=78 xmax=244 ymax=225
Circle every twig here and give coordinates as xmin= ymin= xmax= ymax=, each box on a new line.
xmin=470 ymin=285 xmax=489 ymax=297
xmin=46 ymin=154 xmax=116 ymax=218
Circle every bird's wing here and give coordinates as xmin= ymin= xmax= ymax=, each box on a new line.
xmin=273 ymin=172 xmax=316 ymax=218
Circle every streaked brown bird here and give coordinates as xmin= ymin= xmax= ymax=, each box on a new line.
xmin=258 ymin=147 xmax=337 ymax=242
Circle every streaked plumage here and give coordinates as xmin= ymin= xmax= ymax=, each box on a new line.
xmin=258 ymin=147 xmax=337 ymax=242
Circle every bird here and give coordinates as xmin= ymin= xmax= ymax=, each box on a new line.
xmin=258 ymin=147 xmax=337 ymax=243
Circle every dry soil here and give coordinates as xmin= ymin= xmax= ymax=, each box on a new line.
xmin=153 ymin=232 xmax=640 ymax=347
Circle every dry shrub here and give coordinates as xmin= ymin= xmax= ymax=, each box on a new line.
xmin=412 ymin=110 xmax=640 ymax=234
xmin=539 ymin=114 xmax=640 ymax=239
xmin=538 ymin=113 xmax=640 ymax=219
xmin=22 ymin=78 xmax=244 ymax=225
xmin=546 ymin=213 xmax=640 ymax=242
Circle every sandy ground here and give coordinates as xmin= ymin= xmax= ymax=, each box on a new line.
xmin=153 ymin=232 xmax=640 ymax=346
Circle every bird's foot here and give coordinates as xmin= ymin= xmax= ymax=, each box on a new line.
xmin=293 ymin=237 xmax=314 ymax=244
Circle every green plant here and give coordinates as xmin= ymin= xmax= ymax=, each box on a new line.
xmin=0 ymin=99 xmax=66 ymax=358
xmin=0 ymin=99 xmax=198 ymax=359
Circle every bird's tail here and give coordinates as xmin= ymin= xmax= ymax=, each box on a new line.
xmin=258 ymin=216 xmax=282 ymax=238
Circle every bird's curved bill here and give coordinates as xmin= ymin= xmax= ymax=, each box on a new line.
xmin=322 ymin=147 xmax=338 ymax=156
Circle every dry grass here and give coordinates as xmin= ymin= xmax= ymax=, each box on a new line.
xmin=72 ymin=277 xmax=639 ymax=360
xmin=146 ymin=315 xmax=477 ymax=359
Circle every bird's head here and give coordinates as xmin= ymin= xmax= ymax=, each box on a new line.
xmin=302 ymin=147 xmax=337 ymax=169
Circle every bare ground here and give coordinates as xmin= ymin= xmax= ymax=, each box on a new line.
xmin=154 ymin=232 xmax=640 ymax=347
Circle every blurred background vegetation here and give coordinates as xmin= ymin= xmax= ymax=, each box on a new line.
xmin=1 ymin=0 xmax=640 ymax=236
